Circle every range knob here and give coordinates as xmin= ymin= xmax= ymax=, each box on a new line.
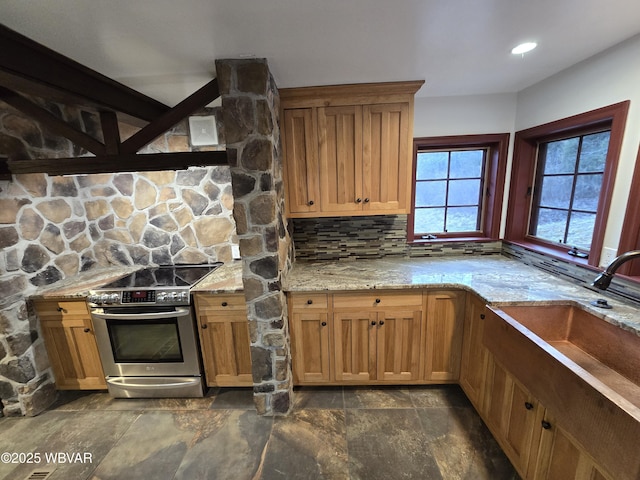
xmin=99 ymin=294 xmax=112 ymax=304
xmin=168 ymin=292 xmax=178 ymax=301
xmin=109 ymin=293 xmax=120 ymax=304
xmin=178 ymin=292 xmax=189 ymax=302
xmin=157 ymin=292 xmax=168 ymax=302
xmin=87 ymin=294 xmax=100 ymax=304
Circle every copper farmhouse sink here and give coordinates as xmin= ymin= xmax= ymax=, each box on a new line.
xmin=496 ymin=304 xmax=640 ymax=408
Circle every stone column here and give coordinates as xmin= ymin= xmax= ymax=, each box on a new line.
xmin=216 ymin=58 xmax=294 ymax=415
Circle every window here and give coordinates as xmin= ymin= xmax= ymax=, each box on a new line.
xmin=530 ymin=130 xmax=610 ymax=252
xmin=409 ymin=134 xmax=509 ymax=242
xmin=506 ymin=101 xmax=629 ymax=267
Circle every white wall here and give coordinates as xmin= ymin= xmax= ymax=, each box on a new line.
xmin=515 ymin=33 xmax=640 ymax=258
xmin=413 ymin=93 xmax=517 ymax=137
xmin=412 ymin=33 xmax=640 ymax=259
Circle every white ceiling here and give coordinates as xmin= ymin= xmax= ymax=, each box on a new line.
xmin=3 ymin=0 xmax=640 ymax=106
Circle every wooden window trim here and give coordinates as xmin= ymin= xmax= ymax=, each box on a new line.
xmin=505 ymin=101 xmax=630 ymax=267
xmin=408 ymin=133 xmax=509 ymax=243
xmin=617 ymin=145 xmax=640 ymax=277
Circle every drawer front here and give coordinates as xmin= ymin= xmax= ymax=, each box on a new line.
xmin=333 ymin=291 xmax=423 ymax=309
xmin=34 ymin=299 xmax=90 ymax=317
xmin=195 ymin=293 xmax=247 ymax=312
xmin=289 ymin=293 xmax=329 ymax=310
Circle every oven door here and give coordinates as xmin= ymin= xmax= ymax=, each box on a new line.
xmin=91 ymin=306 xmax=201 ymax=378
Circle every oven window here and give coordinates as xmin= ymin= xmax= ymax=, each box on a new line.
xmin=107 ymin=319 xmax=184 ymax=363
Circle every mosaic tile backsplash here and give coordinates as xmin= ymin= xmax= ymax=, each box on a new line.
xmin=291 ymin=215 xmax=502 ymax=260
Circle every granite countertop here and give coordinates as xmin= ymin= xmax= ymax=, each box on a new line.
xmin=191 ymin=260 xmax=244 ymax=293
xmin=29 ymin=266 xmax=140 ymax=300
xmin=283 ymin=255 xmax=640 ymax=336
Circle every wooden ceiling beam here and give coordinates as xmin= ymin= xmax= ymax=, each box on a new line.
xmin=7 ymin=151 xmax=228 ymax=176
xmin=120 ymin=78 xmax=220 ymax=154
xmin=0 ymin=24 xmax=169 ymax=123
xmin=0 ymin=86 xmax=106 ymax=155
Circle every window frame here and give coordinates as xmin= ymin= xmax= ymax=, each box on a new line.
xmin=505 ymin=101 xmax=630 ymax=268
xmin=617 ymin=144 xmax=640 ymax=278
xmin=408 ymin=133 xmax=510 ymax=243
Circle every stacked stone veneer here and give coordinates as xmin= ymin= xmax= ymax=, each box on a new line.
xmin=0 ymin=99 xmax=235 ymax=416
xmin=216 ymin=58 xmax=294 ymax=415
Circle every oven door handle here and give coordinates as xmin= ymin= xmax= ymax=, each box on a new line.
xmin=91 ymin=307 xmax=192 ymax=320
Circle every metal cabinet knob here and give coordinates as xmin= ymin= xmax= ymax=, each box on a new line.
xmin=480 ymin=314 xmax=485 ymax=319
xmin=541 ymin=420 xmax=552 ymax=430
xmin=83 ymin=328 xmax=90 ymax=333
xmin=201 ymin=324 xmax=208 ymax=329
xmin=364 ymin=198 xmax=370 ymax=203
xmin=321 ymin=322 xmax=327 ymax=327
xmin=371 ymin=321 xmax=377 ymax=326
xmin=221 ymin=302 xmax=228 ymax=307
xmin=524 ymin=402 xmax=534 ymax=410
xmin=375 ymin=298 xmax=381 ymax=304
xmin=379 ymin=320 xmax=385 ymax=326
xmin=307 ymin=299 xmax=313 ymax=305
xmin=356 ymin=198 xmax=362 ymax=203
xmin=308 ymin=200 xmax=314 ymax=206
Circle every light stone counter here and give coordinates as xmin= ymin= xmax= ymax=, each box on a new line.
xmin=283 ymin=255 xmax=640 ymax=336
xmin=191 ymin=260 xmax=244 ymax=294
xmin=29 ymin=266 xmax=140 ymax=300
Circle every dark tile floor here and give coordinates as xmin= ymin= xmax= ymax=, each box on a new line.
xmin=0 ymin=385 xmax=519 ymax=480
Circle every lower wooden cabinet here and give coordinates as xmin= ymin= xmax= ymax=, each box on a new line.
xmin=533 ymin=412 xmax=610 ymax=480
xmin=34 ymin=298 xmax=107 ymax=390
xmin=289 ymin=289 xmax=464 ymax=385
xmin=459 ymin=293 xmax=488 ymax=409
xmin=483 ymin=355 xmax=541 ymax=478
xmin=193 ymin=293 xmax=252 ymax=387
xmin=289 ymin=293 xmax=331 ymax=384
xmin=424 ymin=290 xmax=465 ymax=381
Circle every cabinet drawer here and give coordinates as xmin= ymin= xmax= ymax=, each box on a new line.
xmin=34 ymin=299 xmax=90 ymax=317
xmin=289 ymin=293 xmax=329 ymax=310
xmin=333 ymin=291 xmax=423 ymax=309
xmin=195 ymin=293 xmax=247 ymax=312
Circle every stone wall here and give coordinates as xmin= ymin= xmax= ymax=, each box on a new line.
xmin=0 ymin=98 xmax=235 ymax=416
xmin=217 ymin=58 xmax=294 ymax=415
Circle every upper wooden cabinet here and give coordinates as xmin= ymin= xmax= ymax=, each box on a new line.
xmin=280 ymin=81 xmax=423 ymax=218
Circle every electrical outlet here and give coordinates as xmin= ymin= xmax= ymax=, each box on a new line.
xmin=231 ymin=245 xmax=241 ymax=260
xmin=599 ymin=247 xmax=617 ymax=267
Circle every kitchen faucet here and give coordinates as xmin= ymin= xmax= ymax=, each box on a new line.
xmin=591 ymin=250 xmax=640 ymax=290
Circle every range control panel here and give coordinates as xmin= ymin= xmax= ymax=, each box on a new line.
xmin=87 ymin=289 xmax=190 ymax=307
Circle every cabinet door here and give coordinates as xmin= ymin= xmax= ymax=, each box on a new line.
xmin=424 ymin=290 xmax=465 ymax=381
xmin=376 ymin=309 xmax=422 ymax=381
xmin=194 ymin=294 xmax=252 ymax=387
xmin=533 ymin=413 xmax=613 ymax=480
xmin=333 ymin=311 xmax=376 ymax=382
xmin=290 ymin=310 xmax=331 ymax=384
xmin=484 ymin=356 xmax=540 ymax=478
xmin=282 ymin=108 xmax=321 ymax=215
xmin=37 ymin=300 xmax=106 ymax=390
xmin=318 ymin=105 xmax=363 ymax=213
xmin=459 ymin=294 xmax=488 ymax=408
xmin=362 ymin=102 xmax=411 ymax=213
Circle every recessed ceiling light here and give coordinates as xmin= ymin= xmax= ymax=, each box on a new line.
xmin=511 ymin=42 xmax=537 ymax=55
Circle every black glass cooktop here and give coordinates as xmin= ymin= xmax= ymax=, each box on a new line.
xmin=100 ymin=263 xmax=223 ymax=289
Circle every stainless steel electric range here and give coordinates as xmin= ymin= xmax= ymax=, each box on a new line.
xmin=87 ymin=263 xmax=222 ymax=398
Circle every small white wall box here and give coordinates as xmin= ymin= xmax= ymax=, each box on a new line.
xmin=188 ymin=115 xmax=218 ymax=146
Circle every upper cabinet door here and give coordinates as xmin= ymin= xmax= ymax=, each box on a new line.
xmin=282 ymin=108 xmax=320 ymax=215
xmin=362 ymin=102 xmax=411 ymax=214
xmin=318 ymin=105 xmax=363 ymax=213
